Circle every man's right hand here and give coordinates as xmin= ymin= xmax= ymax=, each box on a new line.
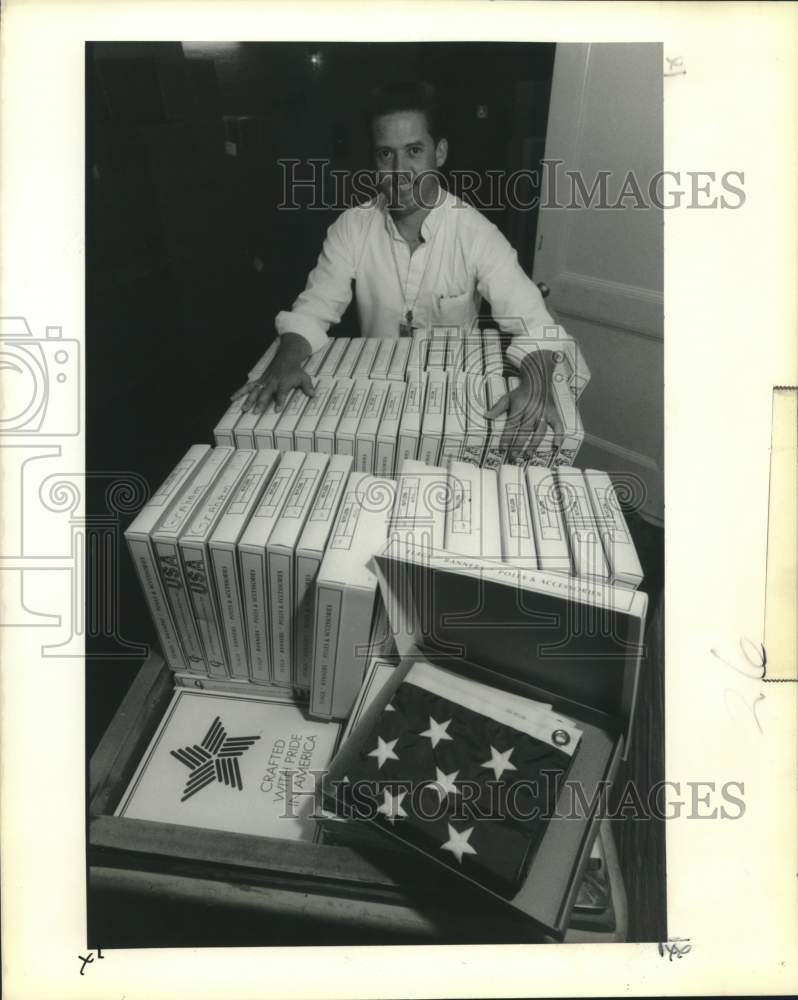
xmin=230 ymin=333 xmax=316 ymax=414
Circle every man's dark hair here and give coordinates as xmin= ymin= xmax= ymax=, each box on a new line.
xmin=366 ymin=80 xmax=445 ymax=144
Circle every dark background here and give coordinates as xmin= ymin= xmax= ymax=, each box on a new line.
xmin=85 ymin=41 xmax=665 ymax=945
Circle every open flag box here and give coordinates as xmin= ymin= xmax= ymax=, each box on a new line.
xmin=320 ymin=537 xmax=647 ymax=938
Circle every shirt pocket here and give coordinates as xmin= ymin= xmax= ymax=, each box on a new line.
xmin=432 ymin=289 xmax=474 ymax=328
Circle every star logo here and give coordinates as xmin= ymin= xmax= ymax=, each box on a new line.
xmin=425 ymin=767 xmax=461 ymax=803
xmin=419 ymin=715 xmax=453 ymax=748
xmin=481 ymin=745 xmax=517 ymax=781
xmin=440 ymin=823 xmax=477 ymax=864
xmin=376 ymin=788 xmax=408 ymax=825
xmin=170 ymin=716 xmax=260 ymax=802
xmin=367 ymin=736 xmax=400 ymax=769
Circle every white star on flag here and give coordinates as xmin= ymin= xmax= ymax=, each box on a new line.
xmin=376 ymin=788 xmax=407 ymax=825
xmin=481 ymin=745 xmax=517 ymax=780
xmin=419 ymin=715 xmax=453 ymax=748
xmin=426 ymin=767 xmax=461 ymax=802
xmin=440 ymin=823 xmax=477 ymax=864
xmin=368 ymin=736 xmax=400 ymax=769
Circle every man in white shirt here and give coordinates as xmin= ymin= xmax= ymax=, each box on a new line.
xmin=232 ymin=81 xmax=571 ymax=461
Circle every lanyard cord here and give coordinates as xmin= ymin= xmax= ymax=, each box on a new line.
xmin=386 ymin=207 xmax=442 ymax=325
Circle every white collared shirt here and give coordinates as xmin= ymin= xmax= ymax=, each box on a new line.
xmin=275 ymin=190 xmax=566 ymax=368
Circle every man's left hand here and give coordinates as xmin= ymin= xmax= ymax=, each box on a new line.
xmin=485 ymin=350 xmax=564 ymax=463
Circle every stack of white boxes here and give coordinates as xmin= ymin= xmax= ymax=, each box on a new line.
xmin=127 ymin=437 xmax=644 ymax=722
xmin=214 ymin=329 xmax=589 ymax=471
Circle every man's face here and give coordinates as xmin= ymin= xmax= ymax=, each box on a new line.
xmin=372 ymin=110 xmax=448 ymax=215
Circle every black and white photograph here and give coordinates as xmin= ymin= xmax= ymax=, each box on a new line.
xmin=1 ymin=3 xmax=796 ymax=998
xmin=85 ymin=38 xmax=664 ymax=947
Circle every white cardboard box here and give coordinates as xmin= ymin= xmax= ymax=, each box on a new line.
xmin=179 ymin=449 xmax=258 ymax=678
xmin=310 ymin=472 xmax=396 ymax=720
xmin=152 ymin=447 xmax=235 ymax=674
xmin=390 ymin=458 xmax=448 ymax=554
xmin=461 ymin=335 xmax=485 ymax=378
xmin=425 ymin=332 xmax=447 ymax=371
xmin=355 ymin=379 xmax=390 ymax=473
xmin=209 ymin=450 xmax=281 ymax=679
xmin=406 ymin=330 xmax=429 ymax=379
xmin=387 ymin=337 xmax=411 ymax=381
xmin=483 ymin=374 xmax=509 ymax=470
xmin=375 ymin=381 xmax=407 ymax=476
xmin=396 ymin=373 xmax=427 ymax=468
xmin=439 ymin=371 xmax=468 ymax=467
xmin=442 ymin=326 xmax=462 ymax=370
xmin=555 ymin=467 xmax=612 ymax=583
xmin=351 ymin=338 xmax=381 ymax=378
xmin=334 ymin=338 xmax=365 ymax=378
xmin=419 ymin=369 xmax=447 ymax=465
xmin=294 ymin=456 xmax=354 ymax=690
xmin=213 ymin=398 xmax=245 ymax=446
xmin=267 ymin=452 xmax=330 ymax=687
xmin=302 ymin=343 xmax=332 ymax=377
xmin=239 ymin=452 xmax=307 ymax=684
xmin=584 ymin=469 xmax=644 ymax=590
xmin=526 ymin=465 xmax=572 ymax=575
xmin=551 ymin=365 xmax=584 ymax=467
xmin=316 ymin=337 xmax=349 ymax=377
xmin=273 ymin=387 xmax=312 ymax=452
xmin=369 ymin=338 xmax=396 ymax=380
xmin=293 ymin=375 xmax=336 ymax=452
xmin=115 ymin=689 xmax=342 ymax=842
xmin=444 ymin=460 xmax=502 ymax=560
xmin=335 ymin=377 xmax=372 ymax=457
xmin=498 ymin=463 xmax=538 ymax=570
xmin=250 ymin=390 xmax=302 ymax=450
xmin=461 ymin=372 xmax=488 ymax=466
xmin=315 ymin=377 xmax=354 ymax=455
xmin=125 ymin=444 xmax=212 ymax=672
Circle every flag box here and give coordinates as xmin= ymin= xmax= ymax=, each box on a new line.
xmin=266 ymin=453 xmax=329 ymax=687
xmin=317 ymin=337 xmax=349 ymax=377
xmin=396 ymin=373 xmax=426 ymax=468
xmin=213 ymin=398 xmax=245 ymax=446
xmin=319 ymin=536 xmax=647 ymax=938
xmin=273 ymin=387 xmax=311 ymax=452
xmin=439 ymin=372 xmax=467 ymax=467
xmin=369 ymin=339 xmax=396 ymax=381
xmin=461 ymin=335 xmax=485 ymax=378
xmin=293 ymin=376 xmax=337 ymax=452
xmin=351 ymin=337 xmax=380 ymax=378
xmin=584 ymin=470 xmax=644 ymax=590
xmin=526 ymin=466 xmax=572 ymax=575
xmin=482 ymin=328 xmax=504 ymax=378
xmin=90 ymin=651 xmax=626 ymax=946
xmin=315 ymin=377 xmax=354 ymax=454
xmin=208 ymin=450 xmax=281 ymax=679
xmin=406 ymin=330 xmax=429 ymax=379
xmin=151 ymin=447 xmax=235 ymax=676
xmin=387 ymin=338 xmax=411 ymax=381
xmin=310 ymin=472 xmax=396 ymax=721
xmin=335 ymin=378 xmax=372 ymax=457
xmin=425 ymin=333 xmax=447 ymax=371
xmin=294 ymin=456 xmax=354 ymax=691
xmin=178 ymin=449 xmax=258 ymax=678
xmin=419 ymin=370 xmax=446 ymax=465
xmin=251 ymin=390 xmax=303 ymax=450
xmin=334 ymin=338 xmax=365 ymax=378
xmin=239 ymin=451 xmax=307 ymax=684
xmin=125 ymin=444 xmax=212 ymax=673
xmin=444 ymin=461 xmax=502 ymax=561
xmin=355 ymin=379 xmax=390 ymax=473
xmin=498 ymin=463 xmax=538 ymax=570
xmin=483 ymin=374 xmax=508 ymax=469
xmin=303 ymin=343 xmax=332 ymax=377
xmin=556 ymin=467 xmax=612 ymax=583
xmin=390 ymin=459 xmax=448 ymax=554
xmin=461 ymin=373 xmax=488 ymax=466
xmin=551 ymin=366 xmax=584 ymax=467
xmin=375 ymin=381 xmax=407 ymax=477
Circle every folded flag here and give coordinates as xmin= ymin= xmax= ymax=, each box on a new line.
xmin=329 ymin=660 xmax=582 ymax=899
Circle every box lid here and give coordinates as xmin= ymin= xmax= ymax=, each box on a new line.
xmin=295 ymin=455 xmax=355 ymax=558
xmin=125 ymin=444 xmax=211 ymax=537
xmin=210 ymin=450 xmax=281 ymax=547
xmin=318 ymin=473 xmax=395 ymax=590
xmin=372 ymin=538 xmax=647 ymax=749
